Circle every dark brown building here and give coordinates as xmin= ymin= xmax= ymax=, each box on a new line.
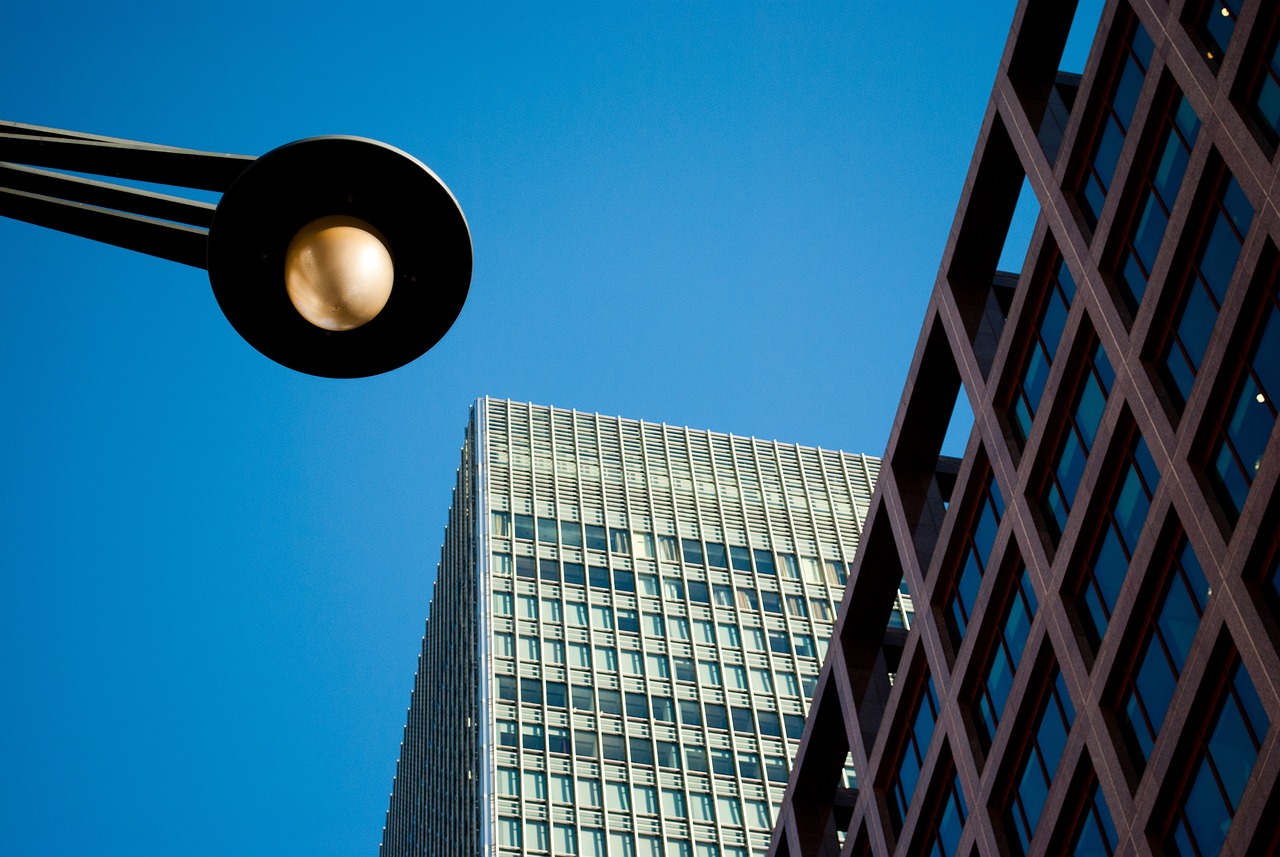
xmin=770 ymin=1 xmax=1280 ymax=856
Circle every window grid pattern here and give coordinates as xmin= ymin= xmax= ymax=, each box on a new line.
xmin=972 ymin=564 xmax=1038 ymax=753
xmin=1158 ymin=173 xmax=1253 ymax=411
xmin=1003 ymin=668 xmax=1075 ymax=857
xmin=942 ymin=472 xmax=1005 ymax=648
xmin=772 ymin=6 xmax=1280 ymax=857
xmin=1165 ymin=655 xmax=1271 ymax=857
xmin=1075 ymin=432 xmax=1159 ymax=653
xmin=1010 ymin=257 xmax=1077 ymax=449
xmin=885 ymin=675 xmax=939 ymax=835
xmin=385 ymin=399 xmax=881 ymax=857
xmin=1039 ymin=341 xmax=1115 ymax=545
xmin=1207 ymin=272 xmax=1280 ymax=522
xmin=1077 ymin=17 xmax=1154 ymax=231
xmin=1116 ymin=538 xmax=1209 ymax=770
xmin=1112 ymin=90 xmax=1200 ymax=312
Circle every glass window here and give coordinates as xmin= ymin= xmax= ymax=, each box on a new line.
xmin=523 ymin=770 xmax=547 ymax=800
xmin=726 ymin=665 xmax=748 ymax=690
xmin=617 ymin=608 xmax=640 ymax=634
xmin=656 ymin=741 xmax=681 ymax=769
xmin=568 ymin=642 xmax=591 ymax=668
xmin=537 ymin=517 xmax=558 ymax=544
xmin=1004 ymin=669 xmax=1075 ymax=857
xmin=542 ymin=597 xmax=562 ymax=623
xmin=717 ymin=795 xmax=743 ymax=825
xmin=590 ymin=565 xmax=610 ymax=589
xmin=516 ymin=555 xmax=536 ymax=579
xmin=1013 ymin=257 xmax=1075 ymax=447
xmin=491 ymin=510 xmax=511 ymax=537
xmin=778 ymin=553 xmax=800 ymax=579
xmin=625 ymin=692 xmax=648 ymax=718
xmin=682 ymin=538 xmax=705 ymax=565
xmin=1118 ymin=538 xmax=1209 ymax=768
xmin=514 ymin=513 xmax=535 ymax=540
xmin=652 ymin=696 xmax=675 ymax=722
xmin=1159 ymin=174 xmax=1253 ymax=409
xmin=784 ymin=714 xmax=805 ymax=740
xmin=886 ymin=676 xmax=939 ymax=833
xmin=669 ymin=617 xmax=690 ymax=640
xmin=493 ymin=591 xmax=513 ymax=616
xmin=634 ymin=532 xmax=656 ymax=559
xmin=1040 ymin=342 xmax=1115 ymax=544
xmin=526 ymin=820 xmax=549 ymax=851
xmin=635 ymin=784 xmax=658 ymax=814
xmin=548 ymin=726 xmax=570 ymax=755
xmin=750 ymin=668 xmax=774 ymax=693
xmin=1113 ymin=91 xmax=1200 ymax=311
xmin=738 ymin=753 xmax=762 ymax=781
xmin=706 ymin=542 xmax=728 ymax=568
xmin=1067 ymin=776 xmax=1118 ymax=857
xmin=578 ymin=777 xmax=602 ymax=807
xmin=810 ymin=598 xmax=832 ymax=621
xmin=598 ymin=689 xmax=623 ymax=716
xmin=645 ymin=612 xmax=665 ymax=636
xmin=518 ymin=594 xmax=539 ymax=620
xmin=711 ymin=748 xmax=735 ymax=776
xmin=758 ymin=711 xmax=782 ymax=737
xmin=546 ymin=680 xmax=567 ymax=708
xmin=768 ymin=630 xmax=790 ymax=654
xmin=523 ymin=723 xmax=545 ymax=752
xmin=924 ymin=769 xmax=967 ymax=857
xmin=705 ymin=703 xmax=729 ymax=730
xmin=621 ymin=649 xmax=644 ymax=675
xmin=753 ymin=550 xmax=776 ymax=576
xmin=498 ymin=817 xmax=521 ymax=848
xmin=585 ymin=524 xmax=608 ymax=552
xmin=563 ymin=562 xmax=585 ymax=586
xmin=731 ymin=707 xmax=755 ymax=733
xmin=539 ymin=558 xmax=560 ymax=583
xmin=1077 ymin=433 xmax=1159 ymax=650
xmin=492 ymin=552 xmax=512 ymax=577
xmin=662 ymin=788 xmax=687 ymax=818
xmin=566 ymin=601 xmax=588 ymax=627
xmin=554 ymin=825 xmax=577 ymax=854
xmin=1248 ymin=25 xmax=1280 ymax=149
xmin=575 ymin=731 xmax=598 ymax=759
xmin=1077 ymin=18 xmax=1154 ymax=230
xmin=560 ymin=519 xmax=582 ymax=547
xmin=646 ymin=653 xmax=670 ymax=679
xmin=658 ymin=535 xmax=680 ymax=563
xmin=601 ymin=736 xmax=627 ymax=767
xmin=794 ymin=635 xmax=816 ymax=658
xmin=1165 ymin=656 xmax=1270 ymax=857
xmin=595 ymin=645 xmax=618 ymax=672
xmin=493 ymin=632 xmax=514 ymax=659
xmin=697 ymin=661 xmax=721 ymax=685
xmin=718 ymin=623 xmax=741 ymax=647
xmin=497 ymin=675 xmax=517 ymax=701
xmin=497 ymin=719 xmax=517 ymax=747
xmin=591 ymin=605 xmax=614 ymax=630
xmin=688 ymin=581 xmax=710 ymax=604
xmin=664 ymin=578 xmax=685 ymax=600
xmin=686 ymin=747 xmax=709 ymax=773
xmin=571 ymin=685 xmax=593 ymax=712
xmin=1208 ymin=279 xmax=1280 ymax=522
xmin=760 ymin=591 xmax=783 ymax=614
xmin=610 ymin=528 xmax=631 ymax=554
xmin=606 ymin=781 xmax=631 ymax=810
xmin=1195 ymin=0 xmax=1240 ymax=69
xmin=674 ymin=657 xmax=696 ymax=682
xmin=974 ymin=565 xmax=1038 ymax=751
xmin=551 ymin=773 xmax=573 ymax=803
xmin=730 ymin=545 xmax=752 ymax=571
xmin=614 ymin=569 xmax=637 ymax=594
xmin=785 ymin=594 xmax=809 ymax=617
xmin=639 ymin=573 xmax=659 ymax=596
xmin=737 ymin=588 xmax=759 ymax=610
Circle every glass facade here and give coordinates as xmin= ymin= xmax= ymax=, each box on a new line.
xmin=382 ymin=399 xmax=886 ymax=856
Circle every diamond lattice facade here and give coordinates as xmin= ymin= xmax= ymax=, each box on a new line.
xmin=382 ymin=399 xmax=892 ymax=857
xmin=771 ymin=2 xmax=1280 ymax=856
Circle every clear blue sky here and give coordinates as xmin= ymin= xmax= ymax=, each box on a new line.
xmin=0 ymin=2 xmax=1100 ymax=855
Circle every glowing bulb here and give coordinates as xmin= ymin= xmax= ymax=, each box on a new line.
xmin=1257 ymin=392 xmax=1266 ymax=403
xmin=1221 ymin=6 xmax=1231 ymax=16
xmin=284 ymin=215 xmax=394 ymax=331
xmin=1207 ymin=51 xmax=1215 ymax=59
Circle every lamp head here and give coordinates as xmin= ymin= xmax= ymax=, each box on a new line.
xmin=207 ymin=137 xmax=471 ymax=378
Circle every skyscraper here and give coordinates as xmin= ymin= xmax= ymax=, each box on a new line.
xmin=773 ymin=2 xmax=1280 ymax=856
xmin=381 ymin=398 xmax=894 ymax=857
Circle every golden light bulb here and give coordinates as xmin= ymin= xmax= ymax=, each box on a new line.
xmin=284 ymin=215 xmax=394 ymax=331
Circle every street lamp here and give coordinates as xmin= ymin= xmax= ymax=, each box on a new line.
xmin=0 ymin=122 xmax=472 ymax=378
